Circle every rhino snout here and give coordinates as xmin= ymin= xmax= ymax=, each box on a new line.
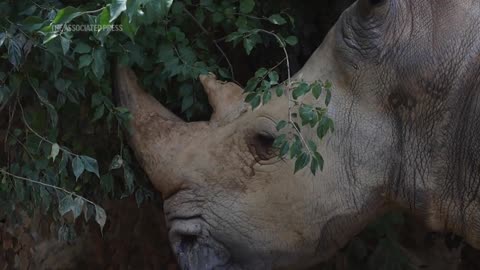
xmin=168 ymin=218 xmax=234 ymax=270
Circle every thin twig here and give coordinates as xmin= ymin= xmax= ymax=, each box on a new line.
xmin=7 ymin=131 xmax=35 ymax=160
xmin=254 ymin=29 xmax=291 ymax=85
xmin=4 ymin=100 xmax=17 ymax=147
xmin=83 ymin=7 xmax=106 ymax=15
xmin=183 ymin=7 xmax=236 ymax=81
xmin=5 ymin=18 xmax=47 ymax=51
xmin=232 ymin=13 xmax=271 ymax=22
xmin=253 ymin=29 xmax=312 ymax=155
xmin=0 ymin=169 xmax=99 ymax=207
xmin=0 ymin=68 xmax=18 ymax=113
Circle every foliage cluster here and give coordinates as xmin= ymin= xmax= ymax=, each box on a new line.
xmin=0 ymin=0 xmax=334 ymax=236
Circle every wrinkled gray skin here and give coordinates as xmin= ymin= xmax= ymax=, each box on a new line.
xmin=114 ymin=0 xmax=480 ymax=269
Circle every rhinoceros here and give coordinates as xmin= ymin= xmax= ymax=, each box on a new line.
xmin=114 ymin=0 xmax=480 ymax=269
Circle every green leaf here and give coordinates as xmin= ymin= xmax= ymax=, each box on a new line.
xmin=276 ymin=86 xmax=284 ymax=97
xmin=95 ymin=205 xmax=107 ymax=232
xmin=294 ymin=152 xmax=310 ymax=173
xmin=101 ymin=174 xmax=114 ymax=195
xmin=126 ymin=0 xmax=141 ymax=21
xmin=123 ymin=166 xmax=135 ymax=195
xmin=318 ymin=116 xmax=334 ymax=139
xmin=250 ymin=95 xmax=261 ymax=109
xmin=20 ymin=16 xmax=45 ymax=32
xmin=98 ymin=7 xmax=111 ymax=26
xmin=59 ymin=152 xmax=70 ymax=174
xmin=57 ymin=224 xmax=76 ymax=241
xmin=316 ymin=152 xmax=324 ymax=172
xmin=262 ymin=90 xmax=272 ymax=105
xmin=50 ymin=143 xmax=60 ymax=161
xmin=110 ymin=0 xmax=127 ymax=22
xmin=268 ymin=14 xmax=287 ymax=25
xmin=142 ymin=0 xmax=173 ymax=21
xmin=292 ymin=82 xmax=309 ymax=99
xmin=0 ymin=32 xmax=5 ymax=47
xmin=7 ymin=37 xmax=23 ymax=69
xmin=268 ymin=71 xmax=279 ymax=85
xmin=60 ymin=36 xmax=71 ymax=55
xmin=276 ymin=120 xmax=287 ymax=131
xmin=299 ymin=105 xmax=315 ymax=125
xmin=290 ymin=138 xmax=302 ymax=158
xmin=279 ymin=142 xmax=290 ymax=157
xmin=80 ymin=156 xmax=100 ymax=178
xmin=109 ymin=155 xmax=123 ymax=170
xmin=243 ymin=38 xmax=255 ymax=55
xmin=72 ymin=197 xmax=85 ymax=219
xmin=92 ymin=48 xmax=106 ymax=79
xmin=135 ymin=188 xmax=145 ymax=207
xmin=245 ymin=77 xmax=260 ymax=92
xmin=47 ymin=106 xmax=58 ymax=127
xmin=325 ymin=88 xmax=332 ymax=106
xmin=255 ymin=68 xmax=268 ymax=78
xmin=78 ymin=54 xmax=92 ymax=69
xmin=324 ymin=80 xmax=333 ymax=89
xmin=273 ymin=134 xmax=287 ymax=148
xmin=181 ymin=95 xmax=194 ymax=112
xmin=226 ymin=32 xmax=242 ymax=43
xmin=285 ymin=36 xmax=298 ymax=46
xmin=240 ymin=0 xmax=255 ymax=13
xmin=52 ymin=7 xmax=84 ymax=25
xmin=58 ymin=194 xmax=74 ymax=216
xmin=42 ymin=31 xmax=59 ymax=44
xmin=312 ymin=82 xmax=322 ymax=99
xmin=92 ymin=105 xmax=105 ymax=121
xmin=121 ymin=13 xmax=138 ymax=40
xmin=218 ymin=68 xmax=231 ymax=79
xmin=74 ymin=42 xmax=91 ymax=54
xmin=72 ymin=156 xmax=85 ymax=180
xmin=307 ymin=140 xmax=317 ymax=152
xmin=310 ymin=156 xmax=318 ymax=175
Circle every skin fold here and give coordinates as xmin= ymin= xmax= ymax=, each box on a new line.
xmin=114 ymin=0 xmax=480 ymax=269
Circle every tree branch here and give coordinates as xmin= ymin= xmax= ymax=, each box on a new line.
xmin=0 ymin=169 xmax=99 ymax=208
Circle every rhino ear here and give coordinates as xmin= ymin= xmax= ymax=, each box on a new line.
xmin=199 ymin=73 xmax=249 ymax=125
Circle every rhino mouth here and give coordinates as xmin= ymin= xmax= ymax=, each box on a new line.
xmin=168 ymin=217 xmax=237 ymax=270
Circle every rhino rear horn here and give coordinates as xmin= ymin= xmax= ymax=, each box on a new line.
xmin=199 ymin=73 xmax=248 ymax=124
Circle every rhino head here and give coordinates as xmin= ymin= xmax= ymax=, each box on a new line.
xmin=114 ymin=0 xmax=480 ymax=269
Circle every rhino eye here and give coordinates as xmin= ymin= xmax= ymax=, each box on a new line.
xmin=256 ymin=133 xmax=275 ymax=149
xmin=250 ymin=133 xmax=277 ymax=160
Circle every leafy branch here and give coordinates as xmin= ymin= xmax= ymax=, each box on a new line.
xmin=227 ymin=27 xmax=334 ymax=174
xmin=0 ymin=169 xmax=106 ymax=231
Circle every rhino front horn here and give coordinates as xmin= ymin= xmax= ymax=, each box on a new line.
xmin=113 ymin=64 xmax=209 ymax=198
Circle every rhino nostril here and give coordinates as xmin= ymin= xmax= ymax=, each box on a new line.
xmin=169 ymin=220 xmax=203 ymax=249
xmin=180 ymin=234 xmax=198 ymax=248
